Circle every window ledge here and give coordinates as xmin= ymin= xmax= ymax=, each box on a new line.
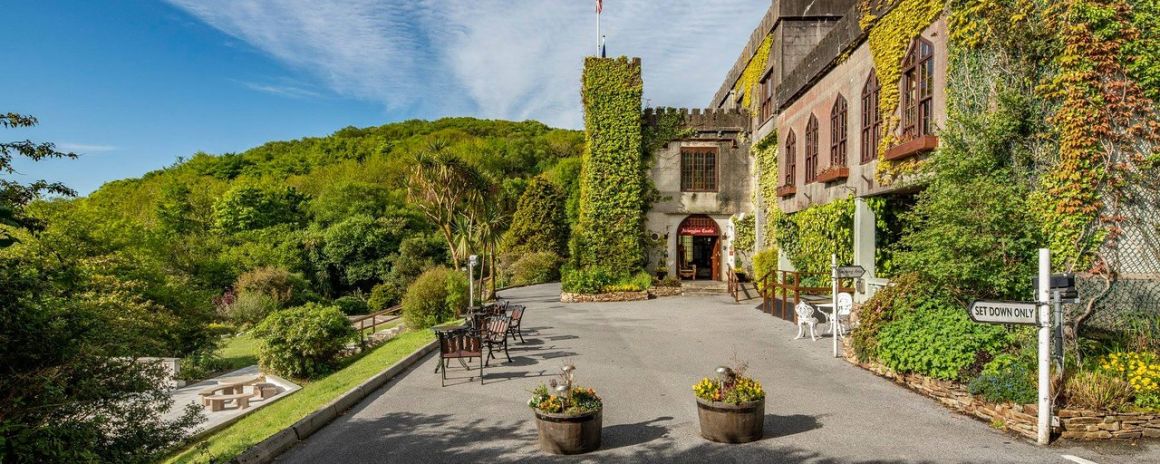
xmin=776 ymin=185 xmax=797 ymax=198
xmin=816 ymin=166 xmax=849 ymax=183
xmin=884 ymin=135 xmax=939 ymax=161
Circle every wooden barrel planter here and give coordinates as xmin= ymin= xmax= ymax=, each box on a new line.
xmin=695 ymin=397 xmax=764 ymax=443
xmin=533 ymin=408 xmax=602 ymax=454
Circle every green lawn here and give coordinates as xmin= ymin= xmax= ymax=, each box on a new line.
xmin=216 ymin=333 xmax=260 ymax=372
xmin=164 ymin=329 xmax=435 ymax=464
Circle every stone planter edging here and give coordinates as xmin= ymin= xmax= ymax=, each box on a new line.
xmin=560 ymin=291 xmax=649 ymax=303
xmin=841 ymin=347 xmax=1160 ymax=442
xmin=650 ymin=286 xmax=683 ymax=298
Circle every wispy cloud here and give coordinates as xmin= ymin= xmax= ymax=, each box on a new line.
xmin=57 ymin=143 xmax=118 ymax=153
xmin=235 ymin=80 xmax=322 ymax=99
xmin=165 ymin=0 xmax=769 ymax=128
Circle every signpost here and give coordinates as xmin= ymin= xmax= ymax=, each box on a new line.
xmin=963 ymin=249 xmax=1055 ymax=445
xmin=835 ymin=265 xmax=865 ymax=279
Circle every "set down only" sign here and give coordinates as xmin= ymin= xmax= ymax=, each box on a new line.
xmin=968 ymin=300 xmax=1039 ymax=325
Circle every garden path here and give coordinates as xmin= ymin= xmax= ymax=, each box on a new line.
xmin=276 ymin=283 xmax=1156 ymax=464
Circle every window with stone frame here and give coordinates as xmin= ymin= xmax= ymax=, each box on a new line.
xmin=680 ymin=147 xmax=718 ymax=192
xmin=805 ymin=115 xmax=819 ymax=183
xmin=901 ymin=37 xmax=934 ymax=141
xmin=861 ymin=70 xmax=881 ymax=163
xmin=830 ymin=95 xmax=848 ymax=167
xmin=759 ymin=75 xmax=774 ymax=123
xmin=784 ymin=130 xmax=796 ymax=186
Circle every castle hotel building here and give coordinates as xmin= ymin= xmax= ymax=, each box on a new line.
xmin=645 ymin=0 xmax=947 ymax=301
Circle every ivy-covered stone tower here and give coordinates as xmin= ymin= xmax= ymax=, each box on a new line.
xmin=572 ymin=56 xmax=645 ymax=276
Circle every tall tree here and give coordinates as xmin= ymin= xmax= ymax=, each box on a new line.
xmin=0 ymin=113 xmax=76 ymax=247
xmin=406 ymin=141 xmax=492 ymax=269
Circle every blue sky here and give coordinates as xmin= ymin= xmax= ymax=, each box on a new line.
xmin=5 ymin=0 xmax=768 ymax=194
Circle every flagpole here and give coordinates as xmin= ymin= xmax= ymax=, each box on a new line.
xmin=596 ymin=7 xmax=601 ymax=56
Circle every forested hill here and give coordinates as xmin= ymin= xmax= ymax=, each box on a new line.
xmin=21 ymin=117 xmax=582 ymax=358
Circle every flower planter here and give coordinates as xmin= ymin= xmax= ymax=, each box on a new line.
xmin=776 ymin=185 xmax=797 ymax=198
xmin=534 ymin=408 xmax=602 ymax=455
xmin=695 ymin=397 xmax=764 ymax=443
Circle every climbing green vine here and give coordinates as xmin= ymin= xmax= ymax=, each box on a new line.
xmin=861 ymin=0 xmax=946 ymax=181
xmin=732 ymin=35 xmax=773 ymax=113
xmin=775 ymin=195 xmax=856 ymax=279
xmin=752 ymin=131 xmax=780 ymax=249
xmin=572 ymin=57 xmax=646 ymax=276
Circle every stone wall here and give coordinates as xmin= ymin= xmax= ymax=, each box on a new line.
xmin=843 ymin=347 xmax=1160 ymax=442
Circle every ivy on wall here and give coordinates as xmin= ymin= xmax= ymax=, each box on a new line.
xmin=731 ymin=214 xmax=756 ymax=267
xmin=732 ymin=35 xmax=773 ymax=113
xmin=641 ymin=110 xmax=694 ymax=158
xmin=775 ymin=195 xmax=856 ymax=278
xmin=572 ymin=57 xmax=646 ymax=276
xmin=1034 ymin=0 xmax=1160 ymax=272
xmin=751 ymin=132 xmax=780 ymax=250
xmin=860 ymin=0 xmax=946 ymax=181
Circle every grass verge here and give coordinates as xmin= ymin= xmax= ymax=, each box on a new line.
xmin=164 ymin=329 xmax=435 ymax=464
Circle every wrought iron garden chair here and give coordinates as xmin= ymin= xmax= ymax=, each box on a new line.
xmin=506 ymin=305 xmax=526 ymax=343
xmin=794 ymin=301 xmax=819 ymax=341
xmin=832 ymin=292 xmax=853 ymax=338
xmin=435 ymin=328 xmax=483 ymax=386
xmin=480 ymin=316 xmax=512 ymax=366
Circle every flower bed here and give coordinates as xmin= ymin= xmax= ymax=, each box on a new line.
xmin=843 ymin=346 xmax=1160 ymax=441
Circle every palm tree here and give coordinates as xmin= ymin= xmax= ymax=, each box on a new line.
xmin=406 ymin=140 xmax=490 ymax=269
xmin=476 ymin=204 xmax=507 ymax=299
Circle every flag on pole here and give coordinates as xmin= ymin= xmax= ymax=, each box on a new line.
xmin=596 ymin=0 xmax=602 ymax=14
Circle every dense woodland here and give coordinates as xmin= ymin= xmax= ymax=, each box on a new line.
xmin=1 ymin=116 xmax=581 ymax=462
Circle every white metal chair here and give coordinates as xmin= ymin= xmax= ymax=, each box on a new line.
xmin=793 ymin=302 xmax=819 ymax=341
xmin=831 ymin=293 xmax=853 ymax=338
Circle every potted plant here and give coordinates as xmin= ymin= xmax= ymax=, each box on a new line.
xmin=692 ymin=363 xmax=765 ymax=443
xmin=528 ymin=364 xmax=603 ymax=454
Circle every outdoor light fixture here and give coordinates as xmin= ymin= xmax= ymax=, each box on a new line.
xmin=716 ymin=366 xmax=734 ymax=378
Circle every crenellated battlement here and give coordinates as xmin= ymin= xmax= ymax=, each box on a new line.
xmin=641 ymin=107 xmax=749 ymax=132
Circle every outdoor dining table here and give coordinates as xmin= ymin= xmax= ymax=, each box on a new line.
xmin=813 ymin=302 xmax=842 ymax=338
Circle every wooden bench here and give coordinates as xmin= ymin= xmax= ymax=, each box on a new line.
xmin=204 ymin=392 xmax=256 ymax=412
xmin=198 ymin=374 xmax=265 ymax=405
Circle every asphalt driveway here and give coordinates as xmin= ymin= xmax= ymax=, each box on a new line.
xmin=276 ymin=283 xmax=1157 ymax=464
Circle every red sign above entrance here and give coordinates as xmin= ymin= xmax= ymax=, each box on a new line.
xmin=679 ymin=225 xmax=718 ymax=236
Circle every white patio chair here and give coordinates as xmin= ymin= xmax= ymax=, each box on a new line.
xmin=832 ymin=293 xmax=853 ymax=338
xmin=793 ymin=302 xmax=819 ymax=341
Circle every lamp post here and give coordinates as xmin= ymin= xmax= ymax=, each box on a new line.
xmin=468 ymin=254 xmax=479 ymax=313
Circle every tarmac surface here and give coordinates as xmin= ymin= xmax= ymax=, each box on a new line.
xmin=277 ymin=283 xmax=1159 ymax=464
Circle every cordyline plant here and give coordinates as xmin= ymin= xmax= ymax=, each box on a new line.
xmin=528 ymin=363 xmax=602 ymax=416
xmin=693 ymin=361 xmax=765 ymax=405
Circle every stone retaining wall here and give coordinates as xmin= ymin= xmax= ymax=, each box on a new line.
xmin=842 ymin=347 xmax=1160 ymax=441
xmin=650 ymin=286 xmax=683 ymax=298
xmin=560 ymin=291 xmax=649 ymax=303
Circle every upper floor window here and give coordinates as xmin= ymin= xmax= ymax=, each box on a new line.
xmin=784 ymin=130 xmax=796 ymax=186
xmin=681 ymin=147 xmax=718 ymax=192
xmin=805 ymin=115 xmax=819 ymax=183
xmin=759 ymin=75 xmax=774 ymax=123
xmin=830 ymin=95 xmax=848 ymax=167
xmin=901 ymin=37 xmax=934 ymax=140
xmin=861 ymin=70 xmax=881 ymax=163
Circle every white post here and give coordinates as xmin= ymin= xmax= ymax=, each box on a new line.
xmin=832 ymin=253 xmax=839 ymax=358
xmin=468 ymin=255 xmax=476 ymax=313
xmin=1037 ymin=248 xmax=1052 ymax=445
xmin=596 ymin=9 xmax=601 ymax=56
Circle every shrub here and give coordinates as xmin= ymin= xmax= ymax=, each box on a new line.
xmin=850 ymin=273 xmax=941 ymax=362
xmin=509 ymin=252 xmax=562 ymax=286
xmin=219 ymin=291 xmax=279 ymax=327
xmin=333 ymin=295 xmax=369 ymax=316
xmin=752 ymin=248 xmax=778 ymax=291
xmin=401 ymin=267 xmax=468 ymax=330
xmin=1099 ymin=351 xmax=1160 ymax=397
xmin=234 ymin=266 xmax=315 ymax=307
xmin=561 ymin=265 xmax=615 ymax=294
xmin=1065 ymin=371 xmax=1134 ymax=411
xmin=875 ymin=303 xmax=1012 ymax=380
xmin=367 ymin=282 xmax=399 ymax=312
xmin=968 ymin=361 xmax=1037 ymax=404
xmin=655 ymin=275 xmax=681 ymax=287
xmin=501 ymin=178 xmax=569 ymax=257
xmin=253 ymin=303 xmax=357 ymax=379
